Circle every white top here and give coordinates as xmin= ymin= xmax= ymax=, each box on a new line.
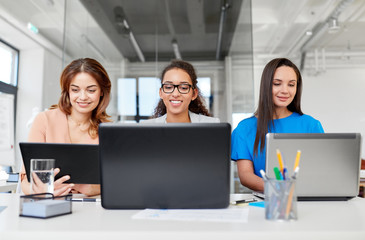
xmin=142 ymin=111 xmax=220 ymax=123
xmin=1 ymin=193 xmax=365 ymax=240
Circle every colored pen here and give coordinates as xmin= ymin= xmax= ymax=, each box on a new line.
xmin=293 ymin=150 xmax=301 ymax=171
xmin=283 ymin=167 xmax=288 ymax=180
xmin=292 ymin=167 xmax=300 ymax=179
xmin=273 ymin=167 xmax=283 ymax=180
xmin=260 ymin=169 xmax=269 ymax=181
xmin=276 ymin=149 xmax=284 ymax=173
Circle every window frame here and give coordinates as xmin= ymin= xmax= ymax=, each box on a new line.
xmin=0 ymin=39 xmax=19 ymax=137
xmin=0 ymin=39 xmax=19 ymax=87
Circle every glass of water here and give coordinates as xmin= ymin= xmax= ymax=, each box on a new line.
xmin=30 ymin=159 xmax=55 ymax=194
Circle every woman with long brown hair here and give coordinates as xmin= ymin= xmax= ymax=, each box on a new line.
xmin=20 ymin=58 xmax=111 ymax=196
xmin=231 ymin=58 xmax=324 ymax=192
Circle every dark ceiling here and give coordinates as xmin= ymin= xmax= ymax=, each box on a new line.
xmin=81 ymin=0 xmax=242 ymax=62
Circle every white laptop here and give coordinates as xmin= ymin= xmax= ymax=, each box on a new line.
xmin=266 ymin=133 xmax=361 ymax=201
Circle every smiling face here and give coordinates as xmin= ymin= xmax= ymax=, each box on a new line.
xmin=272 ymin=66 xmax=297 ymax=110
xmin=69 ymin=72 xmax=102 ymax=115
xmin=159 ymin=68 xmax=198 ymax=119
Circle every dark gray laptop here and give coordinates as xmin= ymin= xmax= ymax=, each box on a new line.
xmin=266 ymin=133 xmax=361 ymax=201
xmin=19 ymin=142 xmax=99 ymax=184
xmin=99 ymin=123 xmax=231 ymax=209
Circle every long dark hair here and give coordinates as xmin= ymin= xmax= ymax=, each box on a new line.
xmin=152 ymin=60 xmax=210 ymax=118
xmin=253 ymin=58 xmax=303 ymax=156
xmin=50 ymin=58 xmax=111 ymax=138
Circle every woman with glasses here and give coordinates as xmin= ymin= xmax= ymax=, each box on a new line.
xmin=144 ymin=60 xmax=219 ymax=123
xmin=231 ymin=58 xmax=324 ymax=192
xmin=20 ymin=58 xmax=111 ymax=196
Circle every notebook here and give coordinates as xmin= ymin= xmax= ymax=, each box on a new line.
xmin=99 ymin=123 xmax=231 ymax=209
xmin=19 ymin=142 xmax=99 ymax=184
xmin=265 ymin=133 xmax=361 ymax=200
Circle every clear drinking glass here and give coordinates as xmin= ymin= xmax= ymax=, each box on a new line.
xmin=30 ymin=159 xmax=55 ymax=194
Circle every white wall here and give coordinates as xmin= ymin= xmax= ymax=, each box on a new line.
xmin=302 ymin=68 xmax=365 ymax=158
xmin=42 ymin=52 xmax=63 ymax=110
xmin=15 ymin=48 xmax=45 ymax=171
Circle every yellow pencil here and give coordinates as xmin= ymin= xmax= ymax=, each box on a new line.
xmin=276 ymin=149 xmax=284 ymax=172
xmin=285 ymin=183 xmax=295 ymax=218
xmin=293 ymin=150 xmax=301 ymax=171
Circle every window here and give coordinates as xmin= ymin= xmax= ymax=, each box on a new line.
xmin=117 ymin=77 xmax=212 ymax=122
xmin=139 ymin=77 xmax=160 ymax=117
xmin=117 ymin=77 xmax=160 ymax=122
xmin=197 ymin=77 xmax=211 ymax=110
xmin=0 ymin=40 xmax=18 ymax=169
xmin=0 ymin=40 xmax=19 ymax=86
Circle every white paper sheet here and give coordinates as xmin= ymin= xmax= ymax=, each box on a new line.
xmin=132 ymin=208 xmax=249 ymax=223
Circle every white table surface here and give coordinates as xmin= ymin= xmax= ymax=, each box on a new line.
xmin=1 ymin=193 xmax=365 ymax=240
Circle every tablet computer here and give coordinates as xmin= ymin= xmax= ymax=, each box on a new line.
xmin=19 ymin=142 xmax=99 ymax=184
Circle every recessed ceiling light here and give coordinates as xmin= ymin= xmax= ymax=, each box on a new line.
xmin=328 ymin=18 xmax=340 ymax=34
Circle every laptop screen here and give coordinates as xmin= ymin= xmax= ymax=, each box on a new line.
xmin=99 ymin=123 xmax=231 ymax=209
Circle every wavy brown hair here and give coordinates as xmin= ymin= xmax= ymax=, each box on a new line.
xmin=152 ymin=60 xmax=210 ymax=118
xmin=50 ymin=58 xmax=111 ymax=138
xmin=253 ymin=58 xmax=303 ymax=156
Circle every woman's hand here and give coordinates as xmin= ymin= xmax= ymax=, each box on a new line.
xmin=53 ymin=168 xmax=74 ymax=196
xmin=237 ymin=160 xmax=264 ymax=192
xmin=30 ymin=171 xmax=50 ymax=194
xmin=72 ymin=184 xmax=100 ymax=197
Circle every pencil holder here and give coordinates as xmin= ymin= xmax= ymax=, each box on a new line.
xmin=264 ymin=179 xmax=297 ymax=221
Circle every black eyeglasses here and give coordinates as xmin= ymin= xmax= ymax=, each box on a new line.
xmin=161 ymin=83 xmax=193 ymax=94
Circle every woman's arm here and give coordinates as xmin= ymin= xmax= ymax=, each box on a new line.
xmin=236 ymin=159 xmax=264 ymax=192
xmin=72 ymin=184 xmax=100 ymax=197
xmin=20 ymin=112 xmax=74 ymax=196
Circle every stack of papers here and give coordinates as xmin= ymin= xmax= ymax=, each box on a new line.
xmin=360 ymin=170 xmax=365 ymax=179
xmin=132 ymin=208 xmax=249 ymax=223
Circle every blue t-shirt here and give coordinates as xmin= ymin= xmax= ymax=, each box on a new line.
xmin=231 ymin=112 xmax=324 ymax=177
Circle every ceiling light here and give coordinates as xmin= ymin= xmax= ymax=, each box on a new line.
xmin=305 ymin=31 xmax=313 ymax=36
xmin=171 ymin=39 xmax=182 ymax=59
xmin=114 ymin=6 xmax=145 ymax=62
xmin=27 ymin=22 xmax=39 ymax=34
xmin=328 ymin=18 xmax=340 ymax=34
xmin=216 ymin=1 xmax=230 ymax=60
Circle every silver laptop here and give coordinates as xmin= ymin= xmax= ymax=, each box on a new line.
xmin=266 ymin=133 xmax=361 ymax=201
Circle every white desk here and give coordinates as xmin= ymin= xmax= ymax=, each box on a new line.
xmin=1 ymin=193 xmax=365 ymax=240
xmin=0 ymin=181 xmax=17 ymax=192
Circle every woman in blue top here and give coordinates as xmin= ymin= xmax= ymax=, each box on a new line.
xmin=231 ymin=58 xmax=324 ymax=192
